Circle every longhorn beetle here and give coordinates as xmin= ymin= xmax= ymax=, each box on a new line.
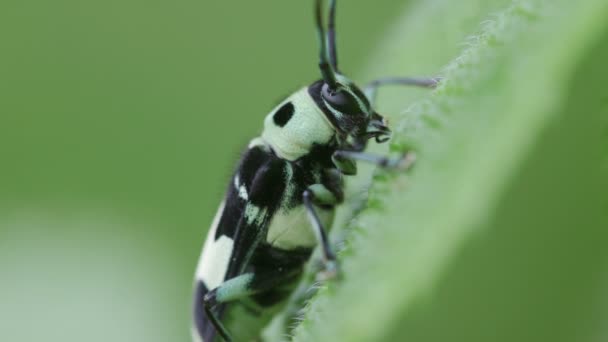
xmin=192 ymin=1 xmax=438 ymax=341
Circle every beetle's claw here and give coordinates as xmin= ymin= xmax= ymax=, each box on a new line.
xmin=395 ymin=151 xmax=416 ymax=170
xmin=316 ymin=259 xmax=340 ymax=282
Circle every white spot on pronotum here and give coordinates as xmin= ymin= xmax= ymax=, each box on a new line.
xmin=196 ymin=201 xmax=234 ymax=289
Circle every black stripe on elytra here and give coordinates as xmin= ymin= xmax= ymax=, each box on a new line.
xmin=226 ymin=157 xmax=288 ymax=279
xmin=215 ymin=146 xmax=275 ymax=240
xmin=272 ymin=102 xmax=294 ymax=127
xmin=247 ymin=159 xmax=287 ymax=208
xmin=237 ymin=146 xmax=273 ymax=191
xmin=214 ymin=186 xmax=243 ymax=240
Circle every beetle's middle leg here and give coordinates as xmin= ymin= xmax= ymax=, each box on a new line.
xmin=303 ymin=176 xmax=344 ymax=280
xmin=203 ymin=268 xmax=301 ymax=342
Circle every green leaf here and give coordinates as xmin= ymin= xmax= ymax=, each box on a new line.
xmin=291 ymin=0 xmax=608 ymax=341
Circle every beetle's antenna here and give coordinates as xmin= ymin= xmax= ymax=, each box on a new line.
xmin=328 ymin=0 xmax=338 ymax=71
xmin=315 ymin=0 xmax=337 ymax=88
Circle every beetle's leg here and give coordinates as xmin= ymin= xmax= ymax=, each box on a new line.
xmin=366 ymin=76 xmax=441 ymax=90
xmin=203 ymin=293 xmax=232 ymax=342
xmin=333 ymin=150 xmax=416 ymax=170
xmin=303 ymin=182 xmax=343 ymax=280
xmin=364 ymin=76 xmax=442 ymax=106
xmin=332 ymin=152 xmax=358 ymax=175
xmin=203 ymin=269 xmax=300 ymax=342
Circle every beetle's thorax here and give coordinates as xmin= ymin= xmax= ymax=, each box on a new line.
xmin=261 ymin=87 xmax=336 ymax=161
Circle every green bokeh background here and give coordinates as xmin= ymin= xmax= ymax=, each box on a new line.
xmin=0 ymin=1 xmax=412 ymax=341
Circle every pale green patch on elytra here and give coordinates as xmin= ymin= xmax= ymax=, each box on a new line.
xmin=245 ymin=203 xmax=267 ymax=226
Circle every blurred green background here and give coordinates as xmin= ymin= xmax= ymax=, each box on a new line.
xmin=0 ymin=1 xmax=415 ymax=341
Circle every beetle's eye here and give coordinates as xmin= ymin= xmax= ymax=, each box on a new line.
xmin=321 ymin=83 xmax=360 ymax=114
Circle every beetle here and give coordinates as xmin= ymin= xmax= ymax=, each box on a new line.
xmin=192 ymin=1 xmax=438 ymax=341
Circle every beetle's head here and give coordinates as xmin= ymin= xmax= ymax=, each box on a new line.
xmin=309 ymin=76 xmax=390 ymax=146
xmin=312 ymin=0 xmax=390 ymax=147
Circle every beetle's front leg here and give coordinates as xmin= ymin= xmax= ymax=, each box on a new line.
xmin=332 ymin=151 xmax=358 ymax=175
xmin=364 ymin=76 xmax=442 ymax=106
xmin=333 ymin=150 xmax=416 ymax=171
